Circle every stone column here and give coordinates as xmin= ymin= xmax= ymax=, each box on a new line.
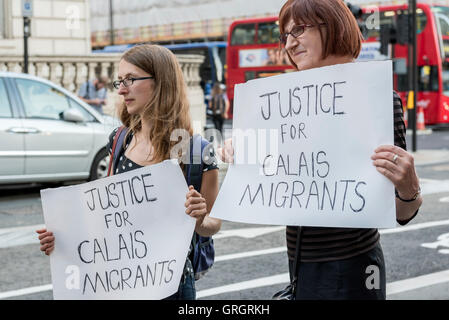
xmin=36 ymin=62 xmax=50 ymax=80
xmin=62 ymin=62 xmax=76 ymax=92
xmin=177 ymin=55 xmax=206 ymax=135
xmin=100 ymin=62 xmax=110 ymax=79
xmin=7 ymin=62 xmax=22 ymax=73
xmin=87 ymin=62 xmax=97 ymax=81
xmin=75 ymin=62 xmax=88 ymax=93
xmin=49 ymin=63 xmax=63 ymax=86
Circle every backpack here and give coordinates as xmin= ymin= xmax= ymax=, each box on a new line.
xmin=107 ymin=127 xmax=215 ymax=281
xmin=186 ymin=134 xmax=215 ymax=280
xmin=210 ymin=94 xmax=226 ymax=116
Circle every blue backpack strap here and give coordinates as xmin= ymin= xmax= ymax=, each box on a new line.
xmin=187 ymin=134 xmax=204 ymax=191
xmin=185 ymin=134 xmax=216 ymax=280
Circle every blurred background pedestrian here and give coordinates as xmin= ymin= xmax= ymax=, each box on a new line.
xmin=78 ymin=76 xmax=109 ymax=114
xmin=208 ymin=82 xmax=230 ymax=134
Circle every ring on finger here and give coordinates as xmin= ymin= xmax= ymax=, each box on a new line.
xmin=392 ymin=154 xmax=398 ymax=164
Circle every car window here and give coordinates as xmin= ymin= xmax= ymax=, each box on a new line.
xmin=68 ymin=98 xmax=96 ymax=122
xmin=15 ymin=79 xmax=71 ymax=120
xmin=0 ymin=79 xmax=12 ymax=118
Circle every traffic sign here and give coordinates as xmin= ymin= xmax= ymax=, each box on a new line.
xmin=22 ymin=0 xmax=33 ymax=17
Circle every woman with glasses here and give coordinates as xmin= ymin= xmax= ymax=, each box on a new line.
xmin=37 ymin=44 xmax=222 ymax=300
xmin=219 ymin=0 xmax=422 ymax=300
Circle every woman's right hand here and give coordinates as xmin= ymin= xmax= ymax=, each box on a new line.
xmin=36 ymin=228 xmax=55 ymax=256
xmin=217 ymin=138 xmax=234 ymax=164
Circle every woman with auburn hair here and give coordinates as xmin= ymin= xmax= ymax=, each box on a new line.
xmin=219 ymin=0 xmax=422 ymax=300
xmin=37 ymin=44 xmax=222 ymax=300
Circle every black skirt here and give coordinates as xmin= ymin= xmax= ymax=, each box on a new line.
xmin=291 ymin=241 xmax=386 ymax=300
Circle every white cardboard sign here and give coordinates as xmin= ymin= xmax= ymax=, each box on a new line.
xmin=211 ymin=61 xmax=396 ymax=229
xmin=41 ymin=160 xmax=195 ymax=300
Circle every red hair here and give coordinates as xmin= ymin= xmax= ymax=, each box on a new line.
xmin=279 ymin=0 xmax=363 ymax=69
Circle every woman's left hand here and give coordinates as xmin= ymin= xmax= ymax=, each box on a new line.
xmin=371 ymin=145 xmax=420 ymax=198
xmin=185 ymin=185 xmax=208 ymax=225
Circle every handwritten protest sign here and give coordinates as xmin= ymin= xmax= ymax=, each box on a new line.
xmin=41 ymin=160 xmax=195 ymax=300
xmin=211 ymin=61 xmax=396 ymax=228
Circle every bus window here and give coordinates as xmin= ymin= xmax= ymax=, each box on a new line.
xmin=444 ymin=39 xmax=449 ymax=58
xmin=433 ymin=6 xmax=449 ymax=36
xmin=419 ymin=66 xmax=439 ymax=91
xmin=219 ymin=46 xmax=226 ymax=80
xmin=397 ymin=65 xmax=439 ymax=92
xmin=231 ymin=24 xmax=256 ymax=45
xmin=443 ymin=62 xmax=449 ymax=96
xmin=437 ymin=15 xmax=449 ymax=36
xmin=416 ymin=9 xmax=428 ymax=34
xmin=245 ymin=71 xmax=256 ymax=81
xmin=361 ymin=11 xmax=394 ymax=39
xmin=257 ymin=22 xmax=280 ymax=44
xmin=361 ymin=9 xmax=427 ymax=39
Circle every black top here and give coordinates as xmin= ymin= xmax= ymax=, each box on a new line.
xmin=286 ymin=92 xmax=417 ymax=263
xmin=107 ymin=129 xmax=218 ymax=176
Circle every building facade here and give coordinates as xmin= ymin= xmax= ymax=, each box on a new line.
xmin=0 ymin=0 xmax=91 ymax=56
xmin=89 ymin=0 xmax=449 ymax=49
xmin=0 ymin=0 xmax=206 ymax=128
xmin=90 ymin=0 xmax=289 ymax=48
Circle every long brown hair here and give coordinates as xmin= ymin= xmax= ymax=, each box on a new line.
xmin=211 ymin=82 xmax=223 ymax=97
xmin=118 ymin=44 xmax=193 ymax=164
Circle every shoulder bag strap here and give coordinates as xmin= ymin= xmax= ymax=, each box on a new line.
xmin=189 ymin=134 xmax=203 ymax=190
xmin=107 ymin=126 xmax=126 ymax=176
xmin=291 ymin=226 xmax=303 ymax=296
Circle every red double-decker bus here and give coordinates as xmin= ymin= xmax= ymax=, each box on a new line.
xmin=358 ymin=3 xmax=449 ymax=126
xmin=226 ymin=17 xmax=294 ymax=118
xmin=226 ymin=4 xmax=449 ymax=125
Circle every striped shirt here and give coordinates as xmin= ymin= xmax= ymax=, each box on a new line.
xmin=286 ymin=92 xmax=412 ymax=263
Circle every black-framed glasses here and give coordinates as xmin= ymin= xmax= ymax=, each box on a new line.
xmin=279 ymin=23 xmax=326 ymax=45
xmin=112 ymin=76 xmax=154 ymax=89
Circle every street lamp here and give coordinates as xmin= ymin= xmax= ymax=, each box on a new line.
xmin=22 ymin=0 xmax=33 ymax=74
xmin=409 ymin=0 xmax=418 ymax=152
xmin=109 ymin=0 xmax=114 ymax=46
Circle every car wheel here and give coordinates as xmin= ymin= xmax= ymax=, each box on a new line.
xmin=89 ymin=149 xmax=110 ymax=181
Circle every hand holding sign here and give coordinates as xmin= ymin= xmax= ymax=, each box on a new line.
xmin=371 ymin=144 xmax=421 ymax=207
xmin=217 ymin=138 xmax=235 ymax=164
xmin=185 ymin=185 xmax=208 ymax=227
xmin=36 ymin=228 xmax=54 ymax=255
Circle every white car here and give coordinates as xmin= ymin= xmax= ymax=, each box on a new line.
xmin=0 ymin=72 xmax=120 ymax=185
